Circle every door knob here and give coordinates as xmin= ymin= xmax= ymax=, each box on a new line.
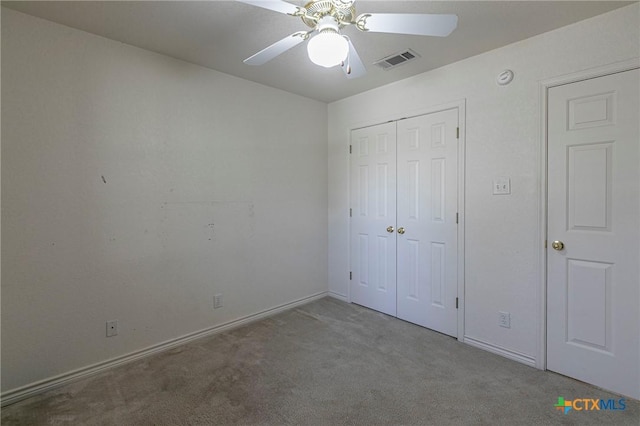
xmin=397 ymin=227 xmax=405 ymax=234
xmin=386 ymin=226 xmax=394 ymax=233
xmin=551 ymin=240 xmax=564 ymax=251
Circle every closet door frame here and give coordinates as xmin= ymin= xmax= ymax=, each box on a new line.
xmin=347 ymin=99 xmax=466 ymax=341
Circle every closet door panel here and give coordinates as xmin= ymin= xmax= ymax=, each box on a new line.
xmin=349 ymin=122 xmax=397 ymax=316
xmin=396 ymin=109 xmax=458 ymax=336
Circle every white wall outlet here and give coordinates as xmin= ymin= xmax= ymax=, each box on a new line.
xmin=213 ymin=294 xmax=223 ymax=309
xmin=498 ymin=311 xmax=511 ymax=328
xmin=493 ymin=177 xmax=511 ymax=195
xmin=106 ymin=320 xmax=118 ymax=337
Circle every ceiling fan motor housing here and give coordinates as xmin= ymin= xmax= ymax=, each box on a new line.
xmin=301 ymin=0 xmax=356 ymax=27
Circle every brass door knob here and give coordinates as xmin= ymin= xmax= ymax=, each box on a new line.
xmin=397 ymin=227 xmax=405 ymax=235
xmin=552 ymin=241 xmax=564 ymax=251
xmin=386 ymin=226 xmax=394 ymax=233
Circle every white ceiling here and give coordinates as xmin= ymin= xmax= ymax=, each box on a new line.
xmin=3 ymin=1 xmax=633 ymax=102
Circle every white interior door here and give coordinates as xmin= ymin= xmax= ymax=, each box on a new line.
xmin=547 ymin=69 xmax=639 ymax=399
xmin=396 ymin=109 xmax=459 ymax=337
xmin=350 ymin=122 xmax=397 ymax=316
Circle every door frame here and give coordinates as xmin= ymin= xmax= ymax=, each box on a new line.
xmin=536 ymin=58 xmax=640 ymax=370
xmin=347 ymin=99 xmax=466 ymax=341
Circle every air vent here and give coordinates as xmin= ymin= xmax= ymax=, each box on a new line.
xmin=374 ymin=49 xmax=420 ymax=70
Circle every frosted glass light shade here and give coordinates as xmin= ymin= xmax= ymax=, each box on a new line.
xmin=307 ymin=31 xmax=349 ymax=68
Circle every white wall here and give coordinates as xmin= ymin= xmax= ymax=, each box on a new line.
xmin=1 ymin=8 xmax=327 ymax=393
xmin=328 ymin=4 xmax=639 ymax=361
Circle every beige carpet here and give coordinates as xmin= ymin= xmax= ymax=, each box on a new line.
xmin=2 ymin=297 xmax=638 ymax=425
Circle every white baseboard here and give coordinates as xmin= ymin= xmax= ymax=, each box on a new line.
xmin=328 ymin=291 xmax=348 ymax=302
xmin=1 ymin=291 xmax=328 ymax=407
xmin=463 ymin=336 xmax=536 ymax=368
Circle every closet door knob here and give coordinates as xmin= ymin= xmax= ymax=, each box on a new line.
xmin=552 ymin=240 xmax=564 ymax=251
xmin=397 ymin=227 xmax=405 ymax=235
xmin=386 ymin=226 xmax=394 ymax=233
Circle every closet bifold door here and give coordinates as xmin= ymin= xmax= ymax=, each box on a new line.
xmin=396 ymin=109 xmax=459 ymax=337
xmin=349 ymin=122 xmax=397 ymax=316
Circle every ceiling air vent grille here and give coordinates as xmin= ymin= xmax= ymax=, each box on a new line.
xmin=374 ymin=49 xmax=420 ymax=70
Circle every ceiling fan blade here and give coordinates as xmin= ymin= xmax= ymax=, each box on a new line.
xmin=341 ymin=38 xmax=366 ymax=79
xmin=236 ymin=0 xmax=304 ymax=16
xmin=244 ymin=32 xmax=308 ymax=66
xmin=355 ymin=13 xmax=458 ymax=37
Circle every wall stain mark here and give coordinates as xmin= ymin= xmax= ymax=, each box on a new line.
xmin=101 ymin=175 xmax=107 ymax=184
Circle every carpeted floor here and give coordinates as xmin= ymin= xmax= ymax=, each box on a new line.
xmin=1 ymin=297 xmax=638 ymax=425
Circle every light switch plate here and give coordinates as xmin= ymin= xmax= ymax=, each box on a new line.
xmin=493 ymin=177 xmax=511 ymax=195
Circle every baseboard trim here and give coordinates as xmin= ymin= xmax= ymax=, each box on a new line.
xmin=328 ymin=291 xmax=348 ymax=302
xmin=463 ymin=336 xmax=536 ymax=368
xmin=1 ymin=291 xmax=328 ymax=407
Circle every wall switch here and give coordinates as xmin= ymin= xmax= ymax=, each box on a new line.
xmin=213 ymin=294 xmax=223 ymax=309
xmin=493 ymin=177 xmax=511 ymax=195
xmin=498 ymin=311 xmax=511 ymax=328
xmin=106 ymin=320 xmax=118 ymax=337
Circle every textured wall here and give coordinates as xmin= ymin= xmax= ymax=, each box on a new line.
xmin=1 ymin=8 xmax=327 ymax=392
xmin=328 ymin=4 xmax=639 ymax=361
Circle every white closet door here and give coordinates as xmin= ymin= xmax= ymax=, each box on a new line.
xmin=547 ymin=69 xmax=639 ymax=399
xmin=396 ymin=109 xmax=459 ymax=337
xmin=350 ymin=122 xmax=397 ymax=316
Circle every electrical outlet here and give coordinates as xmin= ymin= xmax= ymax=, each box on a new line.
xmin=213 ymin=294 xmax=223 ymax=309
xmin=106 ymin=320 xmax=118 ymax=337
xmin=498 ymin=311 xmax=511 ymax=329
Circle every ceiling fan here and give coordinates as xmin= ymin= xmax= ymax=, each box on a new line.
xmin=239 ymin=0 xmax=458 ymax=78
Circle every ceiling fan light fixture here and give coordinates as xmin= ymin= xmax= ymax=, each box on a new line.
xmin=307 ymin=30 xmax=348 ymax=67
xmin=307 ymin=16 xmax=348 ymax=68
